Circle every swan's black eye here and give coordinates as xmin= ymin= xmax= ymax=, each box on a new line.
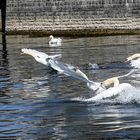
xmin=37 ymin=56 xmax=40 ymax=58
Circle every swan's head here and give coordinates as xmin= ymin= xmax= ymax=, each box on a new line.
xmin=21 ymin=48 xmax=49 ymax=66
xmin=126 ymin=56 xmax=134 ymax=62
xmin=49 ymin=35 xmax=54 ymax=40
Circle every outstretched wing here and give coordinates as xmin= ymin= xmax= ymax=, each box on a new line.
xmin=49 ymin=54 xmax=62 ymax=60
xmin=48 ymin=59 xmax=91 ymax=83
xmin=117 ymin=69 xmax=137 ymax=79
xmin=21 ymin=48 xmax=49 ymax=58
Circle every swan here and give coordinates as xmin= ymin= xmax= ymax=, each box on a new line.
xmin=21 ymin=48 xmax=61 ymax=66
xmin=49 ymin=35 xmax=62 ymax=46
xmin=72 ymin=73 xmax=135 ymax=102
xmin=126 ymin=53 xmax=140 ymax=68
xmin=80 ymin=70 xmax=135 ymax=101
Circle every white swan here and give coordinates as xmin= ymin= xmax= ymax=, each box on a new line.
xmin=21 ymin=48 xmax=61 ymax=66
xmin=49 ymin=35 xmax=62 ymax=46
xmin=73 ymin=70 xmax=135 ymax=102
xmin=72 ymin=74 xmax=135 ymax=102
xmin=126 ymin=53 xmax=140 ymax=68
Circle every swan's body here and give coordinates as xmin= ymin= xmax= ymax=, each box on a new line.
xmin=85 ymin=83 xmax=134 ymax=102
xmin=49 ymin=35 xmax=62 ymax=46
xmin=21 ymin=48 xmax=61 ymax=66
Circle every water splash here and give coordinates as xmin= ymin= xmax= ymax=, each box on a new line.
xmin=72 ymin=83 xmax=140 ymax=104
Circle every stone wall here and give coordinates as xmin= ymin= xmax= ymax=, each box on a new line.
xmin=4 ymin=0 xmax=140 ymax=35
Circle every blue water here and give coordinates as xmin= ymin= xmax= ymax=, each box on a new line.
xmin=0 ymin=35 xmax=140 ymax=139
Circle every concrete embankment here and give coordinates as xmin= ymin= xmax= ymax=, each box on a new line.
xmin=3 ymin=0 xmax=140 ymax=36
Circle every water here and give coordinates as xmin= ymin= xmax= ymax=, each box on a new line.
xmin=0 ymin=34 xmax=140 ymax=139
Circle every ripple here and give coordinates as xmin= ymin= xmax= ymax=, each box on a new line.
xmin=0 ymin=35 xmax=140 ymax=139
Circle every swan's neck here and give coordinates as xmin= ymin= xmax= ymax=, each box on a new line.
xmin=49 ymin=36 xmax=54 ymax=40
xmin=127 ymin=53 xmax=140 ymax=61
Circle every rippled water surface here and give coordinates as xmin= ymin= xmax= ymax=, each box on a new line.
xmin=0 ymin=35 xmax=140 ymax=139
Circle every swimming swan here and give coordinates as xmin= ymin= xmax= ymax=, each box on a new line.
xmin=72 ymin=74 xmax=135 ymax=102
xmin=49 ymin=35 xmax=62 ymax=46
xmin=126 ymin=53 xmax=140 ymax=68
xmin=21 ymin=48 xmax=61 ymax=66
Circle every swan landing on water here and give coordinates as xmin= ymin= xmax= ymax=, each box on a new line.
xmin=71 ymin=73 xmax=136 ymax=102
xmin=75 ymin=83 xmax=135 ymax=103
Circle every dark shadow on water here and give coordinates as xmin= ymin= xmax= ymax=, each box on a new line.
xmin=1 ymin=34 xmax=8 ymax=67
xmin=0 ymin=35 xmax=10 ymax=95
xmin=2 ymin=33 xmax=6 ymax=50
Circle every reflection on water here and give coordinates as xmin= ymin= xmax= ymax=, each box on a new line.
xmin=0 ymin=34 xmax=140 ymax=139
